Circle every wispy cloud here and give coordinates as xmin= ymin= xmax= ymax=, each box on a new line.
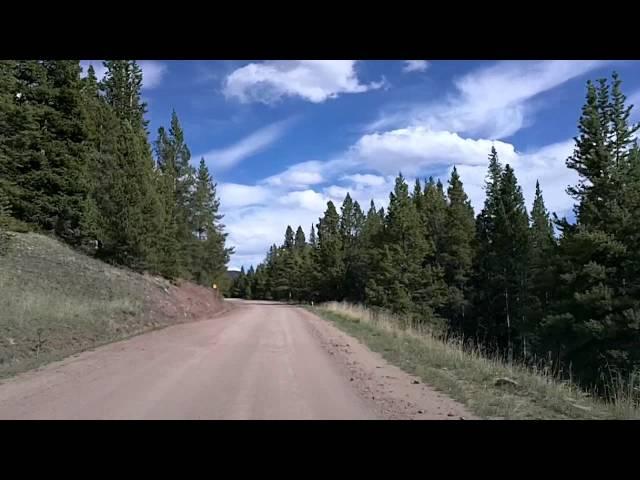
xmin=196 ymin=118 xmax=295 ymax=170
xmin=403 ymin=60 xmax=429 ymax=73
xmin=223 ymin=60 xmax=384 ymax=105
xmin=261 ymin=160 xmax=326 ymax=188
xmin=368 ymin=60 xmax=608 ymax=138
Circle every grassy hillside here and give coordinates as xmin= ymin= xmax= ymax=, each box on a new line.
xmin=311 ymin=302 xmax=639 ymax=420
xmin=0 ymin=232 xmax=226 ymax=378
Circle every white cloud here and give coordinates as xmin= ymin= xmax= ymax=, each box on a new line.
xmin=368 ymin=60 xmax=607 ymax=138
xmin=350 ymin=126 xmax=518 ymax=175
xmin=262 ymin=161 xmax=326 ymax=188
xmin=80 ymin=60 xmax=167 ymax=90
xmin=403 ymin=60 xmax=429 ymax=73
xmin=341 ymin=173 xmax=386 ymax=187
xmin=138 ymin=61 xmax=167 ymax=89
xmin=223 ymin=60 xmax=384 ymax=104
xmin=197 ymin=119 xmax=293 ymax=170
xmin=277 ymin=189 xmax=327 ymax=211
xmin=218 ymin=183 xmax=272 ymax=209
xmin=225 ymin=201 xmax=329 ymax=270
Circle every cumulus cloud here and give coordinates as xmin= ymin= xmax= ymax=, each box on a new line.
xmin=341 ymin=173 xmax=387 ymax=187
xmin=349 ymin=126 xmax=518 ymax=175
xmin=80 ymin=60 xmax=167 ymax=90
xmin=196 ymin=118 xmax=293 ymax=170
xmin=261 ymin=160 xmax=326 ymax=188
xmin=223 ymin=60 xmax=384 ymax=104
xmin=368 ymin=60 xmax=607 ymax=138
xmin=277 ymin=189 xmax=327 ymax=211
xmin=218 ymin=183 xmax=273 ymax=209
xmin=138 ymin=61 xmax=167 ymax=89
xmin=403 ymin=60 xmax=429 ymax=73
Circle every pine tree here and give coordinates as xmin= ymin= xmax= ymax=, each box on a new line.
xmin=471 ymin=152 xmax=531 ymax=358
xmin=98 ymin=60 xmax=164 ymax=271
xmin=309 ymin=224 xmax=317 ymax=247
xmin=154 ymin=111 xmax=197 ymax=278
xmin=368 ymin=174 xmax=446 ymax=323
xmin=244 ymin=266 xmax=254 ymax=300
xmin=494 ymin=164 xmax=530 ymax=358
xmin=80 ymin=63 xmax=120 ymax=247
xmin=339 ymin=194 xmax=365 ymax=301
xmin=528 ymin=181 xmax=556 ymax=319
xmin=315 ymin=201 xmax=344 ymax=301
xmin=421 ymin=177 xmax=448 ymax=267
xmin=284 ymin=225 xmax=295 ymax=250
xmin=102 ymin=61 xmax=148 ymax=129
xmin=153 ymin=126 xmax=180 ymax=277
xmin=442 ymin=166 xmax=476 ymax=332
xmin=168 ymin=111 xmax=196 ymax=258
xmin=412 ymin=178 xmax=423 ymax=209
xmin=233 ymin=266 xmax=247 ymax=298
xmin=542 ymin=74 xmax=640 ymax=386
xmin=471 ymin=147 xmax=504 ymax=342
xmin=0 ymin=61 xmax=91 ymax=244
xmin=294 ymin=226 xmax=306 ymax=250
xmin=190 ymin=158 xmax=232 ymax=286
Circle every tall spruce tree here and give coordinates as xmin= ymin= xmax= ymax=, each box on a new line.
xmin=543 ymin=74 xmax=640 ymax=386
xmin=0 ymin=61 xmax=91 ymax=243
xmin=471 ymin=147 xmax=504 ymax=343
xmin=442 ymin=166 xmax=476 ymax=332
xmin=526 ymin=180 xmax=556 ymax=351
xmin=190 ymin=158 xmax=232 ymax=286
xmin=294 ymin=226 xmax=306 ymax=250
xmin=284 ymin=226 xmax=295 ymax=250
xmin=315 ymin=201 xmax=344 ymax=301
xmin=98 ymin=60 xmax=164 ymax=271
xmin=494 ymin=164 xmax=530 ymax=358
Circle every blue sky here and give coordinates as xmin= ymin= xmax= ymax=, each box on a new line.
xmin=81 ymin=60 xmax=640 ymax=269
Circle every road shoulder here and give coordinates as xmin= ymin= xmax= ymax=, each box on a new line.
xmin=299 ymin=308 xmax=476 ymax=420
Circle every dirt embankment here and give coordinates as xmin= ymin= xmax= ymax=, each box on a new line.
xmin=0 ymin=232 xmax=227 ymax=378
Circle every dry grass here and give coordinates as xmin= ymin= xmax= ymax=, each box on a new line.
xmin=0 ymin=233 xmax=171 ymax=378
xmin=313 ymin=301 xmax=639 ymax=420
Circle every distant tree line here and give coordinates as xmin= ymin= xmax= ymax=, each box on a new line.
xmin=0 ymin=60 xmax=232 ymax=285
xmin=232 ymin=72 xmax=640 ymax=391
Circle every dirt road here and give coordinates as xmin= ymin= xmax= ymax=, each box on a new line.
xmin=0 ymin=301 xmax=473 ymax=420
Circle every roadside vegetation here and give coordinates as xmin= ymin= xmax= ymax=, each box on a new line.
xmin=312 ymin=302 xmax=639 ymax=420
